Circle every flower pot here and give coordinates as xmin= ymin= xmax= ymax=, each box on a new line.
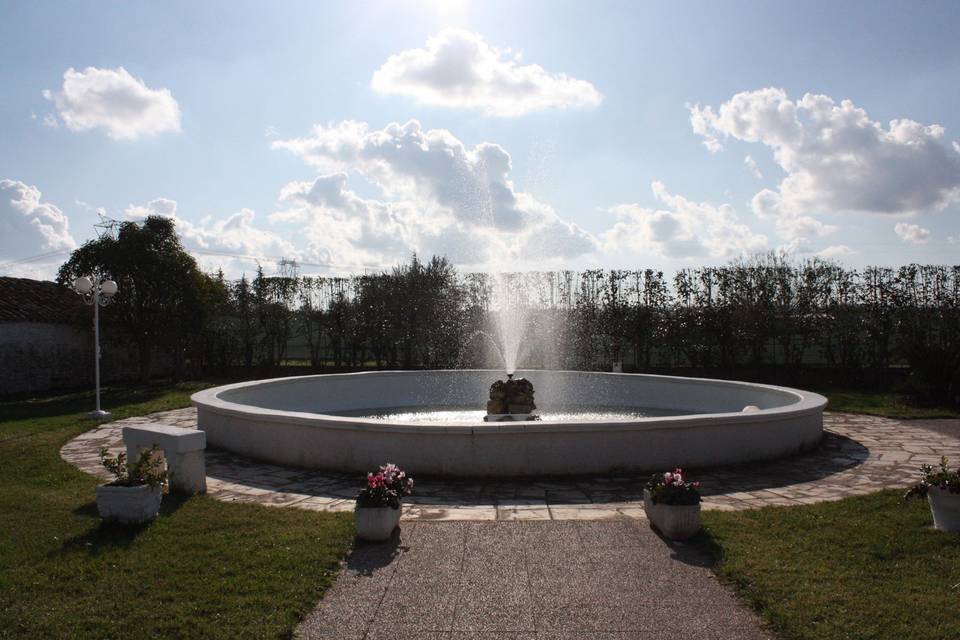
xmin=355 ymin=506 xmax=401 ymax=541
xmin=651 ymin=503 xmax=701 ymax=540
xmin=643 ymin=488 xmax=658 ymax=520
xmin=927 ymin=487 xmax=960 ymax=532
xmin=95 ymin=483 xmax=163 ymax=524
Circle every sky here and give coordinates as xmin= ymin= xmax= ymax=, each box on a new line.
xmin=2 ymin=0 xmax=959 ymax=280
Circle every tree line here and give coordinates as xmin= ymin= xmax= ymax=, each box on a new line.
xmin=57 ymin=216 xmax=960 ymax=406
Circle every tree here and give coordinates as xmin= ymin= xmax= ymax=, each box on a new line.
xmin=192 ymin=269 xmax=233 ymax=374
xmin=57 ymin=216 xmax=209 ymax=379
xmin=232 ymin=274 xmax=256 ymax=370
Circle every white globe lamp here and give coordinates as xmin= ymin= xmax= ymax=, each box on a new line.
xmin=73 ymin=276 xmax=93 ymax=294
xmin=100 ymin=280 xmax=118 ymax=297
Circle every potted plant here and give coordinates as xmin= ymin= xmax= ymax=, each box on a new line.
xmin=904 ymin=456 xmax=960 ymax=532
xmin=355 ymin=463 xmax=414 ymax=541
xmin=643 ymin=472 xmax=663 ymax=518
xmin=95 ymin=446 xmax=168 ymax=524
xmin=647 ymin=467 xmax=701 ymax=540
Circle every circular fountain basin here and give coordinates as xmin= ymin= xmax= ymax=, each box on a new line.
xmin=191 ymin=370 xmax=826 ymax=477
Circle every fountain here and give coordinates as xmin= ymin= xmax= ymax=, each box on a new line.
xmin=192 ymin=370 xmax=827 ymax=476
xmin=190 ymin=167 xmax=827 ymax=477
xmin=483 ymin=373 xmax=539 ymax=422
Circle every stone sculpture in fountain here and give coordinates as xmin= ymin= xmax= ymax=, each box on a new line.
xmin=484 ymin=373 xmax=540 ymax=422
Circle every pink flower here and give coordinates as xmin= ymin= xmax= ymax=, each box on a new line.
xmin=664 ymin=472 xmax=673 ymax=482
xmin=367 ymin=472 xmax=386 ymax=489
xmin=692 ymin=481 xmax=700 ymax=488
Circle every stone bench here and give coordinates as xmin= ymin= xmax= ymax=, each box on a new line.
xmin=122 ymin=424 xmax=206 ymax=494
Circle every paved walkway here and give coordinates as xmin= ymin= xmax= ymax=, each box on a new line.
xmin=295 ymin=520 xmax=775 ymax=640
xmin=60 ymin=408 xmax=960 ymax=520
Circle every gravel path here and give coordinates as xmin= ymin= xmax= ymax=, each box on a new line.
xmin=296 ymin=520 xmax=774 ymax=640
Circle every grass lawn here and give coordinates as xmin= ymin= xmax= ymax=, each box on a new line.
xmin=3 ymin=381 xmax=957 ymax=639
xmin=0 ymin=383 xmax=355 ymax=639
xmin=700 ymin=491 xmax=960 ymax=640
xmin=818 ymin=388 xmax=960 ymax=419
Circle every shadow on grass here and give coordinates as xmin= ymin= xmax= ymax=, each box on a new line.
xmin=70 ymin=501 xmax=101 ymax=518
xmin=59 ymin=518 xmax=155 ymax=555
xmin=0 ymin=382 xmax=208 ymax=423
xmin=58 ymin=493 xmax=193 ymax=556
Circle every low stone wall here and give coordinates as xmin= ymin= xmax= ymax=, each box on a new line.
xmin=193 ymin=370 xmax=827 ymax=477
xmin=0 ymin=323 xmax=91 ymax=394
xmin=0 ymin=321 xmax=174 ymax=396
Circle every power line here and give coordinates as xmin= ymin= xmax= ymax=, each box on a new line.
xmin=188 ymin=248 xmax=392 ymax=272
xmin=0 ymin=246 xmax=393 ymax=279
xmin=0 ymin=249 xmax=72 ymax=273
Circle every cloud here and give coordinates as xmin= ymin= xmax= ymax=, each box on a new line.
xmin=44 ymin=66 xmax=181 ymax=140
xmin=690 ymin=104 xmax=724 ymax=153
xmin=274 ymin=120 xmax=533 ymax=230
xmin=30 ymin=112 xmax=59 ymax=128
xmin=691 ymin=88 xmax=960 ymax=215
xmin=273 ymin=173 xmax=429 ymax=266
xmin=273 ymin=119 xmax=598 ymax=268
xmin=816 ymin=244 xmax=855 ymax=259
xmin=774 ymin=214 xmax=836 ymax=243
xmin=744 ymin=154 xmax=762 ymax=179
xmin=894 ymin=222 xmax=931 ymax=245
xmin=124 ymin=197 xmax=178 ymax=219
xmin=750 ymin=187 xmax=838 ymax=251
xmin=517 ymin=217 xmax=598 ymax=261
xmin=603 ymin=182 xmax=767 ymax=260
xmin=183 ymin=209 xmax=300 ymax=273
xmin=124 ymin=197 xmax=301 ymax=276
xmin=371 ymin=29 xmax=602 ymax=116
xmin=0 ymin=178 xmax=76 ymax=279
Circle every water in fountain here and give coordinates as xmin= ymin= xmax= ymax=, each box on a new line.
xmin=332 ymin=405 xmax=691 ymax=423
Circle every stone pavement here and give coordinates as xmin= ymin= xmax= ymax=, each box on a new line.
xmin=61 ymin=408 xmax=960 ymax=520
xmin=295 ymin=520 xmax=774 ymax=640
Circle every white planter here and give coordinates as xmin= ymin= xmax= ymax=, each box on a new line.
xmin=643 ymin=488 xmax=657 ymax=520
xmin=927 ymin=487 xmax=960 ymax=532
xmin=355 ymin=505 xmax=401 ymax=541
xmin=95 ymin=483 xmax=163 ymax=524
xmin=650 ymin=502 xmax=701 ymax=540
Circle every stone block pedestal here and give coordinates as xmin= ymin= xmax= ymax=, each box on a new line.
xmin=123 ymin=424 xmax=207 ymax=494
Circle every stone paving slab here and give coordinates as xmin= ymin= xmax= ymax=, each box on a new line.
xmin=295 ymin=520 xmax=775 ymax=639
xmin=60 ymin=408 xmax=960 ymax=521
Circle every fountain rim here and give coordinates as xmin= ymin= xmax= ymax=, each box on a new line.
xmin=191 ymin=369 xmax=827 ymax=435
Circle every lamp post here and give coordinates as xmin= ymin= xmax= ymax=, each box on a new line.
xmin=72 ymin=276 xmax=119 ymax=420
